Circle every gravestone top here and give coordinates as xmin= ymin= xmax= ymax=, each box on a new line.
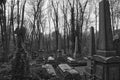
xmin=97 ymin=0 xmax=116 ymax=57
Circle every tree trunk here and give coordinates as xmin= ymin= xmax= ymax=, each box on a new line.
xmin=71 ymin=7 xmax=75 ymax=54
xmin=21 ymin=0 xmax=26 ymax=28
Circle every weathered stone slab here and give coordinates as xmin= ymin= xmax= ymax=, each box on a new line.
xmin=57 ymin=64 xmax=81 ymax=80
xmin=42 ymin=64 xmax=57 ymax=76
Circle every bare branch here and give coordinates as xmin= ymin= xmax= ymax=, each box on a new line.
xmin=68 ymin=0 xmax=72 ymax=7
xmin=83 ymin=0 xmax=89 ymax=12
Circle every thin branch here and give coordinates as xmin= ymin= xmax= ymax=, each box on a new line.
xmin=68 ymin=0 xmax=72 ymax=7
xmin=21 ymin=0 xmax=26 ymax=28
xmin=83 ymin=0 xmax=89 ymax=12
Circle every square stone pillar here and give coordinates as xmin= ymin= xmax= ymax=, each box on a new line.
xmin=93 ymin=0 xmax=120 ymax=80
xmin=84 ymin=27 xmax=95 ymax=79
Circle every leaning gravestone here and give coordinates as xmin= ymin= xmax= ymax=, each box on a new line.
xmin=93 ymin=0 xmax=120 ymax=80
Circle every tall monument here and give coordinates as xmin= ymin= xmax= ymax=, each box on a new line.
xmin=97 ymin=0 xmax=115 ymax=57
xmin=93 ymin=0 xmax=120 ymax=80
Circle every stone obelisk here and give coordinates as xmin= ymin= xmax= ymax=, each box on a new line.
xmin=97 ymin=0 xmax=115 ymax=57
xmin=93 ymin=0 xmax=120 ymax=80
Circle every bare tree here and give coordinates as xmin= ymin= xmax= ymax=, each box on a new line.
xmin=28 ymin=0 xmax=45 ymax=53
xmin=51 ymin=0 xmax=59 ymax=51
xmin=68 ymin=0 xmax=75 ymax=54
xmin=10 ymin=0 xmax=16 ymax=46
xmin=61 ymin=0 xmax=69 ymax=54
xmin=109 ymin=0 xmax=120 ymax=33
xmin=0 ymin=0 xmax=8 ymax=61
xmin=77 ymin=0 xmax=89 ymax=57
xmin=21 ymin=0 xmax=26 ymax=28
xmin=17 ymin=0 xmax=19 ymax=28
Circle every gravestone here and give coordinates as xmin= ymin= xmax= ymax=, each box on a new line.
xmin=84 ymin=27 xmax=95 ymax=79
xmin=73 ymin=36 xmax=78 ymax=58
xmin=93 ymin=0 xmax=120 ymax=80
xmin=57 ymin=64 xmax=81 ymax=80
xmin=97 ymin=0 xmax=115 ymax=57
xmin=90 ymin=27 xmax=95 ymax=56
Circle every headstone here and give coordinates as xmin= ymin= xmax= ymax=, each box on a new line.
xmin=67 ymin=57 xmax=87 ymax=67
xmin=41 ymin=64 xmax=57 ymax=79
xmin=90 ymin=27 xmax=95 ymax=56
xmin=93 ymin=0 xmax=120 ymax=80
xmin=43 ymin=64 xmax=56 ymax=75
xmin=57 ymin=64 xmax=81 ymax=80
xmin=97 ymin=0 xmax=115 ymax=57
xmin=73 ymin=37 xmax=78 ymax=58
xmin=84 ymin=27 xmax=95 ymax=80
xmin=87 ymin=27 xmax=95 ymax=68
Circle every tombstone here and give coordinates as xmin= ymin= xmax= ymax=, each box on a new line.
xmin=67 ymin=57 xmax=87 ymax=67
xmin=41 ymin=64 xmax=58 ymax=79
xmin=57 ymin=64 xmax=81 ymax=80
xmin=73 ymin=37 xmax=78 ymax=59
xmin=93 ymin=0 xmax=120 ymax=80
xmin=46 ymin=56 xmax=57 ymax=67
xmin=86 ymin=27 xmax=95 ymax=67
xmin=90 ymin=27 xmax=96 ymax=57
xmin=84 ymin=27 xmax=95 ymax=79
xmin=97 ymin=0 xmax=115 ymax=56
